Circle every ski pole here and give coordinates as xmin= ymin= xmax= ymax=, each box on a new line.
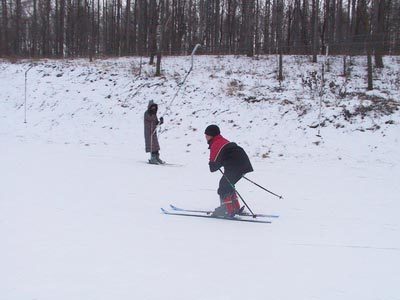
xmin=242 ymin=176 xmax=283 ymax=199
xmin=219 ymin=169 xmax=256 ymax=218
xmin=151 ymin=118 xmax=163 ymax=136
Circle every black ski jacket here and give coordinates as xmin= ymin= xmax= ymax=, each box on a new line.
xmin=209 ymin=142 xmax=253 ymax=175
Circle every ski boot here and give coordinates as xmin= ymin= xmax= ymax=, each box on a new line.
xmin=148 ymin=153 xmax=160 ymax=165
xmin=155 ymin=153 xmax=166 ymax=164
xmin=211 ymin=192 xmax=241 ymax=218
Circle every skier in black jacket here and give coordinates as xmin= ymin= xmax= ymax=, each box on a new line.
xmin=205 ymin=125 xmax=253 ymax=217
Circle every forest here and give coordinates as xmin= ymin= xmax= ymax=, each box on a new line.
xmin=1 ymin=0 xmax=399 ymax=63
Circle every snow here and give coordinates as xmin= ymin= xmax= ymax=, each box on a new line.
xmin=1 ymin=55 xmax=400 ymax=300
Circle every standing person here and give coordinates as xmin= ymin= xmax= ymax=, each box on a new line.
xmin=204 ymin=125 xmax=254 ymax=217
xmin=144 ymin=100 xmax=165 ymax=164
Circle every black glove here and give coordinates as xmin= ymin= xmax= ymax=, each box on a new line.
xmin=159 ymin=117 xmax=164 ymax=125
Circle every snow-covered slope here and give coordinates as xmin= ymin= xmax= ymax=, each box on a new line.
xmin=1 ymin=55 xmax=399 ymax=157
xmin=1 ymin=56 xmax=400 ymax=300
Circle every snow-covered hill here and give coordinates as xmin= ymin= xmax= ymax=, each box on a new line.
xmin=1 ymin=56 xmax=400 ymax=300
xmin=1 ymin=55 xmax=399 ymax=157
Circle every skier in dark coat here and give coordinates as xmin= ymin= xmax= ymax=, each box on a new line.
xmin=204 ymin=124 xmax=253 ymax=217
xmin=144 ymin=100 xmax=165 ymax=164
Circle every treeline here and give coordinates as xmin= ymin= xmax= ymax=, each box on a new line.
xmin=1 ymin=0 xmax=399 ymax=59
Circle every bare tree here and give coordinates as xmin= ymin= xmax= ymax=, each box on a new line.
xmin=262 ymin=0 xmax=271 ymax=53
xmin=240 ymin=0 xmax=255 ymax=56
xmin=1 ymin=0 xmax=399 ymax=58
xmin=31 ymin=0 xmax=38 ymax=56
xmin=372 ymin=0 xmax=385 ymax=68
xmin=123 ymin=0 xmax=131 ymax=55
xmin=13 ymin=0 xmax=22 ymax=55
xmin=367 ymin=48 xmax=373 ymax=90
xmin=156 ymin=0 xmax=171 ymax=76
xmin=277 ymin=0 xmax=283 ymax=80
xmin=149 ymin=0 xmax=158 ymax=64
xmin=312 ymin=0 xmax=319 ymax=62
xmin=1 ymin=0 xmax=10 ymax=55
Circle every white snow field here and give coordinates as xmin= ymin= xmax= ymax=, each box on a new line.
xmin=1 ymin=55 xmax=400 ymax=300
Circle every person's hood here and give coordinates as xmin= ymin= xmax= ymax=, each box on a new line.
xmin=148 ymin=100 xmax=158 ymax=110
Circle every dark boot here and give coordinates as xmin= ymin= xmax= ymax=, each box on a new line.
xmin=148 ymin=153 xmax=159 ymax=164
xmin=155 ymin=153 xmax=165 ymax=164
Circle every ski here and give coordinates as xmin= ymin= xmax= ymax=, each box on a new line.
xmin=149 ymin=162 xmax=181 ymax=167
xmin=169 ymin=204 xmax=279 ymax=219
xmin=161 ymin=208 xmax=271 ymax=224
xmin=141 ymin=160 xmax=183 ymax=167
xmin=170 ymin=204 xmax=212 ymax=214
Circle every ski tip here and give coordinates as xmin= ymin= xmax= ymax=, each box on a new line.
xmin=170 ymin=204 xmax=179 ymax=210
